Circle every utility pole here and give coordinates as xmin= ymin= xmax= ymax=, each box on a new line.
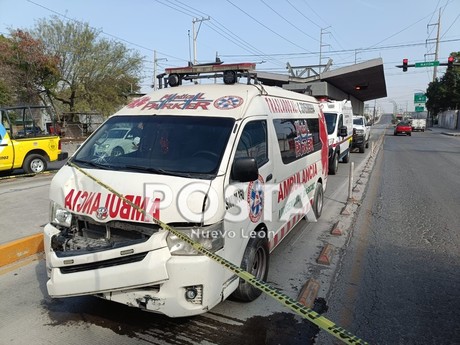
xmin=373 ymin=99 xmax=377 ymax=124
xmin=153 ymin=50 xmax=167 ymax=90
xmin=427 ymin=8 xmax=441 ymax=82
xmin=319 ymin=27 xmax=330 ymax=73
xmin=192 ymin=16 xmax=210 ymax=65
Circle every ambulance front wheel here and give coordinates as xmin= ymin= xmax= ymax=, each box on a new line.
xmin=312 ymin=182 xmax=324 ymax=219
xmin=23 ymin=154 xmax=47 ymax=174
xmin=231 ymin=231 xmax=269 ymax=302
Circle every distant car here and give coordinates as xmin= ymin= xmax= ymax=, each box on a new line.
xmin=394 ymin=121 xmax=412 ymax=136
xmin=352 ymin=115 xmax=370 ymax=153
xmin=93 ymin=127 xmax=139 ymax=156
xmin=411 ymin=118 xmax=426 ymax=132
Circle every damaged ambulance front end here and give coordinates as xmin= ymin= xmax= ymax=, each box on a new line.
xmin=44 ymin=112 xmax=237 ymax=317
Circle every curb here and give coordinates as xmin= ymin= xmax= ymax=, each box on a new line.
xmin=317 ymin=243 xmax=334 ymax=265
xmin=441 ymin=132 xmax=460 ymax=136
xmin=0 ymin=233 xmax=44 ymax=267
xmin=297 ymin=278 xmax=320 ymax=308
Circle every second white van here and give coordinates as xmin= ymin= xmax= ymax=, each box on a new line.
xmin=321 ymin=100 xmax=353 ymax=175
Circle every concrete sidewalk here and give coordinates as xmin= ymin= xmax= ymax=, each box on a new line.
xmin=427 ymin=125 xmax=460 ymax=136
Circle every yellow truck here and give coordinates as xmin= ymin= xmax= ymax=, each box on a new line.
xmin=0 ymin=105 xmax=68 ymax=174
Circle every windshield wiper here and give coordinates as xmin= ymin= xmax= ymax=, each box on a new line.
xmin=122 ymin=165 xmax=164 ymax=173
xmin=122 ymin=165 xmax=197 ymax=178
xmin=70 ymin=158 xmax=112 ymax=170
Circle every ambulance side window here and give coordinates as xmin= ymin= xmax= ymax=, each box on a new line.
xmin=273 ymin=118 xmax=322 ymax=165
xmin=235 ymin=120 xmax=268 ymax=168
xmin=338 ymin=114 xmax=344 ymax=129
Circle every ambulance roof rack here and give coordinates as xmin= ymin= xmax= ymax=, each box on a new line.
xmin=158 ymin=62 xmax=258 ymax=88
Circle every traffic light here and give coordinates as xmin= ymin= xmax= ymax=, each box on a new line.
xmin=403 ymin=59 xmax=408 ymax=72
xmin=447 ymin=56 xmax=454 ymax=70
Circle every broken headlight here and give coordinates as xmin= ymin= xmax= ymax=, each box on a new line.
xmin=166 ymin=222 xmax=224 ymax=255
xmin=50 ymin=201 xmax=73 ymax=228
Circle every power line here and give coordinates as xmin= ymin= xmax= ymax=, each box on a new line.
xmin=368 ymin=11 xmax=434 ymax=49
xmin=26 ymin=0 xmax=186 ymax=63
xmin=220 ymin=38 xmax=460 ymax=59
xmin=225 ymin=0 xmax=314 ymax=53
xmin=285 ymin=0 xmax=321 ymax=29
xmin=260 ymin=0 xmax=318 ymax=43
xmin=167 ymin=0 xmax=287 ymax=67
xmin=154 ymin=0 xmax=285 ymax=67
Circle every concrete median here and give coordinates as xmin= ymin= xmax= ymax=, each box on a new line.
xmin=0 ymin=233 xmax=44 ymax=267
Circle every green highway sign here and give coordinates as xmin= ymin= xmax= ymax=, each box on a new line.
xmin=415 ymin=106 xmax=425 ymax=112
xmin=414 ymin=93 xmax=427 ymax=103
xmin=415 ymin=61 xmax=439 ymax=68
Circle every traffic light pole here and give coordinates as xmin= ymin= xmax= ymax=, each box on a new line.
xmin=396 ymin=61 xmax=457 ymax=71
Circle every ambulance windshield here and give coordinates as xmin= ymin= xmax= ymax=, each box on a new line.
xmin=72 ymin=115 xmax=235 ymax=178
xmin=324 ymin=113 xmax=338 ymax=135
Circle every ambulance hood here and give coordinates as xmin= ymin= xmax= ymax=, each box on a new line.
xmin=50 ymin=165 xmax=225 ymax=225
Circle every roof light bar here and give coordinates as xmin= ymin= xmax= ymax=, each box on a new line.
xmin=165 ymin=62 xmax=256 ymax=75
xmin=163 ymin=62 xmax=258 ymax=87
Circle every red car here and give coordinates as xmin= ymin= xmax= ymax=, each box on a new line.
xmin=394 ymin=121 xmax=412 ymax=136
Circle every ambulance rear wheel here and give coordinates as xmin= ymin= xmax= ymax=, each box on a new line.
xmin=313 ymin=182 xmax=324 ymax=219
xmin=23 ymin=154 xmax=47 ymax=174
xmin=342 ymin=149 xmax=350 ymax=163
xmin=329 ymin=153 xmax=338 ymax=175
xmin=232 ymin=232 xmax=269 ymax=302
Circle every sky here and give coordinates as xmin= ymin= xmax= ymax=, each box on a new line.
xmin=1 ymin=0 xmax=459 ymax=113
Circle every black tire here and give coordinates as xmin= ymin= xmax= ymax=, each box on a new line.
xmin=111 ymin=146 xmax=125 ymax=156
xmin=342 ymin=149 xmax=350 ymax=163
xmin=23 ymin=154 xmax=47 ymax=173
xmin=359 ymin=144 xmax=365 ymax=153
xmin=312 ymin=182 xmax=324 ymax=219
xmin=231 ymin=232 xmax=269 ymax=302
xmin=408 ymin=133 xmax=412 ymax=136
xmin=329 ymin=153 xmax=339 ymax=175
xmin=365 ymin=140 xmax=369 ymax=148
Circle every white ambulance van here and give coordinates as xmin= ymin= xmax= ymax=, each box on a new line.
xmin=320 ymin=100 xmax=353 ymax=175
xmin=44 ymin=63 xmax=329 ymax=317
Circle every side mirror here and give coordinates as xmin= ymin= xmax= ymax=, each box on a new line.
xmin=231 ymin=157 xmax=258 ymax=182
xmin=338 ymin=126 xmax=348 ymax=137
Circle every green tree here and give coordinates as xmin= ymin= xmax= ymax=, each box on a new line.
xmin=33 ymin=16 xmax=144 ymax=116
xmin=426 ymin=52 xmax=460 ymax=114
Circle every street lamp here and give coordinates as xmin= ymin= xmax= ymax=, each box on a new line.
xmin=388 ymin=99 xmax=398 ymax=115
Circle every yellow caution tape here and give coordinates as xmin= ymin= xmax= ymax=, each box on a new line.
xmin=67 ymin=161 xmax=368 ymax=345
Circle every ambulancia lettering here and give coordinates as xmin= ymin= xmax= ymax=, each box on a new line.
xmin=278 ymin=163 xmax=318 ymax=202
xmin=64 ymin=188 xmax=160 ymax=221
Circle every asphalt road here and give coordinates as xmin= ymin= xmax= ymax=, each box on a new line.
xmin=320 ymin=115 xmax=460 ymax=344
